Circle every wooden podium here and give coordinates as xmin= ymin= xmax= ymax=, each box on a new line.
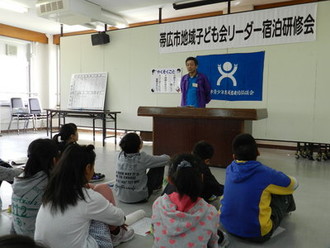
xmin=138 ymin=107 xmax=267 ymax=167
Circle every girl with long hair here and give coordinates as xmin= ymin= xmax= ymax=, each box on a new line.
xmin=53 ymin=123 xmax=105 ymax=182
xmin=35 ymin=144 xmax=134 ymax=248
xmin=11 ymin=138 xmax=59 ymax=238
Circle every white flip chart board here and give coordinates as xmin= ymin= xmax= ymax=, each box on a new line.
xmin=67 ymin=72 xmax=107 ymax=110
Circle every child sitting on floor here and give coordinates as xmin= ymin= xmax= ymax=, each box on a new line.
xmin=152 ymin=153 xmax=229 ymax=248
xmin=115 ymin=132 xmax=170 ymax=203
xmin=0 ymin=160 xmax=23 ymax=210
xmin=162 ymin=140 xmax=224 ymax=209
xmin=192 ymin=141 xmax=224 ymax=209
xmin=35 ymin=144 xmax=134 ymax=248
xmin=11 ymin=139 xmax=59 ymax=238
xmin=53 ymin=123 xmax=105 ymax=182
xmin=220 ymin=133 xmax=298 ymax=243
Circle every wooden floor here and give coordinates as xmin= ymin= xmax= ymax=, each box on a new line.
xmin=0 ymin=131 xmax=329 ymax=248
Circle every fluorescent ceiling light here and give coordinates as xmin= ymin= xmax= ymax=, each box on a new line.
xmin=94 ymin=23 xmax=107 ymax=32
xmin=82 ymin=21 xmax=126 ymax=31
xmin=0 ymin=0 xmax=28 ymax=13
xmin=115 ymin=24 xmax=127 ymax=29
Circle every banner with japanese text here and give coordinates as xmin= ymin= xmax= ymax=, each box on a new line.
xmin=159 ymin=3 xmax=317 ymax=53
xmin=197 ymin=52 xmax=265 ymax=101
xmin=151 ymin=68 xmax=182 ymax=93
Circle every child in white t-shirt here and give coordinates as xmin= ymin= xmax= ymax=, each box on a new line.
xmin=35 ymin=144 xmax=134 ymax=248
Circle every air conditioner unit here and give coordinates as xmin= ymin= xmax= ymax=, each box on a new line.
xmin=36 ymin=0 xmax=127 ymax=27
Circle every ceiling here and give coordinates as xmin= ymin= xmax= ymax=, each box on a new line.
xmin=0 ymin=0 xmax=295 ymax=35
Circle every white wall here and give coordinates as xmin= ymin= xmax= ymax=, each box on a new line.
xmin=59 ymin=1 xmax=330 ymax=143
xmin=30 ymin=42 xmax=49 ymax=107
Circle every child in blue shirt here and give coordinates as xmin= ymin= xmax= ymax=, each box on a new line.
xmin=220 ymin=133 xmax=298 ymax=243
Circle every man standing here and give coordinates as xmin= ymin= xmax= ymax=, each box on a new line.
xmin=180 ymin=57 xmax=211 ymax=108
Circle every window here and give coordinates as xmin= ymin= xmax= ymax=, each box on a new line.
xmin=0 ymin=36 xmax=30 ymax=104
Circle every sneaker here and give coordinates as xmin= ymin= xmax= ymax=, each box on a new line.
xmin=218 ymin=229 xmax=230 ymax=248
xmin=89 ymin=172 xmax=105 ymax=183
xmin=95 ymin=172 xmax=104 ymax=177
xmin=111 ymin=227 xmax=135 ymax=247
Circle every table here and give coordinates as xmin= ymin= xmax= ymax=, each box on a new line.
xmin=138 ymin=106 xmax=267 ymax=167
xmin=45 ymin=109 xmax=120 ymax=146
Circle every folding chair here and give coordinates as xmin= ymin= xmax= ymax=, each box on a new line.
xmin=7 ymin=97 xmax=33 ymax=134
xmin=28 ymin=97 xmax=47 ymax=130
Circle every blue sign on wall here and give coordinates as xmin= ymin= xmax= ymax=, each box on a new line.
xmin=197 ymin=51 xmax=265 ymax=101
